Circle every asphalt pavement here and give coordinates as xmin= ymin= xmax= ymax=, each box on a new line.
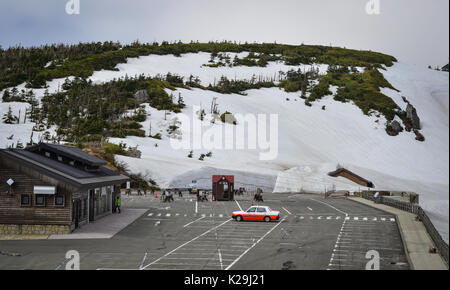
xmin=0 ymin=193 xmax=409 ymax=270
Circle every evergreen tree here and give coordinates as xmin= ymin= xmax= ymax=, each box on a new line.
xmin=177 ymin=93 xmax=185 ymax=108
xmin=2 ymin=106 xmax=18 ymax=124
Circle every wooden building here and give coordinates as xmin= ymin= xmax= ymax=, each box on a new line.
xmin=0 ymin=143 xmax=129 ymax=235
xmin=328 ymin=168 xmax=374 ymax=188
xmin=212 ymin=175 xmax=234 ymax=201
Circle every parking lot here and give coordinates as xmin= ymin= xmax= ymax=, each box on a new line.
xmin=0 ymin=193 xmax=409 ymax=270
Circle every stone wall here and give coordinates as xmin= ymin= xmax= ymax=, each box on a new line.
xmin=0 ymin=224 xmax=71 ymax=235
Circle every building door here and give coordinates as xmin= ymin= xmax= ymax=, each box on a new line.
xmin=73 ymin=200 xmax=81 ymax=228
xmin=216 ymin=182 xmax=224 ymax=200
xmin=89 ymin=190 xmax=94 ymax=222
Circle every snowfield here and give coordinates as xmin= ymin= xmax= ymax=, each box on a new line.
xmin=0 ymin=52 xmax=448 ymax=242
xmin=90 ymin=52 xmax=330 ymax=86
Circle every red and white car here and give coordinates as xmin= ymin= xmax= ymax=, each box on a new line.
xmin=232 ymin=206 xmax=280 ymax=222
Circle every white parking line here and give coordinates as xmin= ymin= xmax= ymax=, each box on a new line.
xmin=183 ymin=216 xmax=205 ymax=228
xmin=218 ymin=249 xmax=223 ymax=270
xmin=225 ymin=216 xmax=288 ymax=270
xmin=162 ymin=257 xmax=235 ymax=261
xmin=282 ymin=207 xmax=292 ymax=215
xmin=308 ymin=198 xmax=348 ymax=215
xmin=235 ymin=200 xmax=243 ymax=211
xmin=139 ymin=252 xmax=148 ymax=269
xmin=141 ymin=219 xmax=232 ymax=270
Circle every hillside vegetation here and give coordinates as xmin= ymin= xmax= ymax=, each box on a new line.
xmin=2 ymin=41 xmax=421 ymax=145
xmin=0 ymin=41 xmax=396 ymax=90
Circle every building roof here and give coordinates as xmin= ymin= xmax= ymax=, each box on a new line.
xmin=212 ymin=175 xmax=234 ymax=183
xmin=27 ymin=143 xmax=107 ymax=166
xmin=0 ymin=148 xmax=128 ymax=190
xmin=328 ymin=168 xmax=374 ymax=187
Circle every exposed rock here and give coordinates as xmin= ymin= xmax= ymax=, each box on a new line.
xmin=442 ymin=64 xmax=449 ymax=72
xmin=403 ymin=120 xmax=413 ymax=132
xmin=127 ymin=146 xmax=142 ymax=158
xmin=390 ymin=120 xmax=404 ymax=134
xmin=134 ymin=90 xmax=149 ymax=102
xmin=414 ymin=129 xmax=425 ymax=142
xmin=406 ymin=104 xmax=421 ymax=130
xmin=386 ymin=120 xmax=403 ymax=136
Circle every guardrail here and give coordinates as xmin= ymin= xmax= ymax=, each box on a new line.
xmin=361 ymin=192 xmax=449 ymax=266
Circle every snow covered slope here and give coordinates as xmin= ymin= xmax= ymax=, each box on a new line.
xmin=1 ymin=52 xmax=448 ymax=241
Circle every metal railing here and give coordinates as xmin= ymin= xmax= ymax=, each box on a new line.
xmin=361 ymin=192 xmax=449 ymax=266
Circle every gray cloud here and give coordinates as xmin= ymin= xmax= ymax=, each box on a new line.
xmin=0 ymin=0 xmax=448 ymax=67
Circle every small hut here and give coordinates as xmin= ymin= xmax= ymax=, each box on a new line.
xmin=212 ymin=175 xmax=234 ymax=201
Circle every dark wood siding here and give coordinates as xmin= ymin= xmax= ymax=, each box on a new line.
xmin=0 ymin=162 xmax=71 ymax=225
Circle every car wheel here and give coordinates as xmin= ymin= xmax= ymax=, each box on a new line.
xmin=236 ymin=215 xmax=243 ymax=222
xmin=264 ymin=216 xmax=271 ymax=222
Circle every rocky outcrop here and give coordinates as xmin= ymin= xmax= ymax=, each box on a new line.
xmin=134 ymin=90 xmax=149 ymax=101
xmin=127 ymin=146 xmax=142 ymax=158
xmin=386 ymin=120 xmax=403 ymax=136
xmin=406 ymin=104 xmax=421 ymax=130
xmin=414 ymin=129 xmax=425 ymax=142
xmin=442 ymin=64 xmax=449 ymax=72
xmin=390 ymin=121 xmax=403 ymax=134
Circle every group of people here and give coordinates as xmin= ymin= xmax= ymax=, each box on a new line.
xmin=197 ymin=190 xmax=209 ymax=202
xmin=161 ymin=190 xmax=174 ymax=202
xmin=234 ymin=187 xmax=247 ymax=196
xmin=125 ymin=188 xmax=155 ymax=196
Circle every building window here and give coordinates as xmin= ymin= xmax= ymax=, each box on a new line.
xmin=21 ymin=194 xmax=31 ymax=206
xmin=45 ymin=152 xmax=51 ymax=158
xmin=35 ymin=195 xmax=45 ymax=206
xmin=55 ymin=195 xmax=65 ymax=206
xmin=69 ymin=161 xmax=75 ymax=166
xmin=57 ymin=156 xmax=63 ymax=162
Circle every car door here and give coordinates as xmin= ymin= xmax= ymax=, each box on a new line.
xmin=244 ymin=207 xmax=257 ymax=220
xmin=256 ymin=207 xmax=267 ymax=221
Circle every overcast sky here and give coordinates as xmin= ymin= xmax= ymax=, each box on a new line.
xmin=0 ymin=0 xmax=448 ymax=67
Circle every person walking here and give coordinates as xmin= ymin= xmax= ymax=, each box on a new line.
xmin=116 ymin=196 xmax=121 ymax=214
